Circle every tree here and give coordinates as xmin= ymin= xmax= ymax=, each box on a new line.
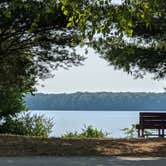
xmin=0 ymin=88 xmax=26 ymax=119
xmin=0 ymin=0 xmax=84 ymax=118
xmin=97 ymin=0 xmax=166 ymax=80
xmin=0 ymin=0 xmax=84 ymax=91
xmin=63 ymin=0 xmax=166 ymax=79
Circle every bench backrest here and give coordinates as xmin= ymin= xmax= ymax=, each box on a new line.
xmin=139 ymin=112 xmax=166 ymax=128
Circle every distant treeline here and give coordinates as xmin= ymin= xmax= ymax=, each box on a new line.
xmin=25 ymin=92 xmax=166 ymax=111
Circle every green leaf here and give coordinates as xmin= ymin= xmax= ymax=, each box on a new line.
xmin=143 ymin=3 xmax=149 ymax=9
xmin=60 ymin=0 xmax=67 ymax=6
xmin=128 ymin=21 xmax=132 ymax=27
xmin=46 ymin=8 xmax=53 ymax=14
xmin=61 ymin=5 xmax=65 ymax=11
xmin=127 ymin=29 xmax=133 ymax=37
xmin=66 ymin=22 xmax=73 ymax=28
xmin=4 ymin=11 xmax=11 ymax=18
xmin=63 ymin=10 xmax=68 ymax=16
xmin=69 ymin=16 xmax=74 ymax=22
xmin=79 ymin=42 xmax=84 ymax=47
xmin=140 ymin=13 xmax=145 ymax=19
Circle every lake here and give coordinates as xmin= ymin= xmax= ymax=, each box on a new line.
xmin=30 ymin=110 xmax=146 ymax=138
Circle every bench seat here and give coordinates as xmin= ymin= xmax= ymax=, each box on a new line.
xmin=136 ymin=112 xmax=166 ymax=137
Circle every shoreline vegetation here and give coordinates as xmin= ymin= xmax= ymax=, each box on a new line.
xmin=25 ymin=92 xmax=166 ymax=111
xmin=0 ymin=135 xmax=166 ymax=157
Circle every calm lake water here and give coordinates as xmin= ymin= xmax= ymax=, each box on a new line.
xmin=30 ymin=110 xmax=146 ymax=138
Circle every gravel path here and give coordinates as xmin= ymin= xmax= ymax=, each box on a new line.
xmin=0 ymin=156 xmax=166 ymax=166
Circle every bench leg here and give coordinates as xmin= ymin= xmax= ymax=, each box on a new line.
xmin=141 ymin=129 xmax=145 ymax=137
xmin=158 ymin=129 xmax=161 ymax=137
xmin=162 ymin=128 xmax=164 ymax=138
xmin=138 ymin=129 xmax=140 ymax=137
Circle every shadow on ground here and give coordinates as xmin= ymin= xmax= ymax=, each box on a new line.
xmin=1 ymin=135 xmax=166 ymax=157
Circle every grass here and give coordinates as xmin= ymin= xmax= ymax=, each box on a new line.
xmin=0 ymin=134 xmax=166 ymax=157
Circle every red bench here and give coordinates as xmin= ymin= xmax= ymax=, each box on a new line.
xmin=136 ymin=112 xmax=166 ymax=137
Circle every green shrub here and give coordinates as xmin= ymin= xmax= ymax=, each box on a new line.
xmin=121 ymin=124 xmax=137 ymax=138
xmin=62 ymin=125 xmax=109 ymax=138
xmin=121 ymin=124 xmax=153 ymax=138
xmin=0 ymin=113 xmax=54 ymax=137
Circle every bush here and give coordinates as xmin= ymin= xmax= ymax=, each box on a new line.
xmin=62 ymin=125 xmax=109 ymax=138
xmin=121 ymin=124 xmax=153 ymax=138
xmin=0 ymin=113 xmax=54 ymax=137
xmin=121 ymin=124 xmax=137 ymax=138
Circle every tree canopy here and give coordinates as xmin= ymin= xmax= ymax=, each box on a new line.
xmin=0 ymin=0 xmax=84 ymax=118
xmin=0 ymin=0 xmax=84 ymax=92
xmin=1 ymin=0 xmax=165 ymax=87
xmin=63 ymin=0 xmax=166 ymax=79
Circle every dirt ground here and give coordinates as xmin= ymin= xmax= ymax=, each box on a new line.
xmin=0 ymin=135 xmax=166 ymax=157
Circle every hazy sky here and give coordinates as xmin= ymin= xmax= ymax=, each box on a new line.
xmin=36 ymin=48 xmax=166 ymax=94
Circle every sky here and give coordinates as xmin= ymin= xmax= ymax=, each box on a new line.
xmin=36 ymin=48 xmax=166 ymax=94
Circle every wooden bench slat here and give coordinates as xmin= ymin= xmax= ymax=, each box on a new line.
xmin=140 ymin=112 xmax=166 ymax=116
xmin=142 ymin=116 xmax=166 ymax=117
